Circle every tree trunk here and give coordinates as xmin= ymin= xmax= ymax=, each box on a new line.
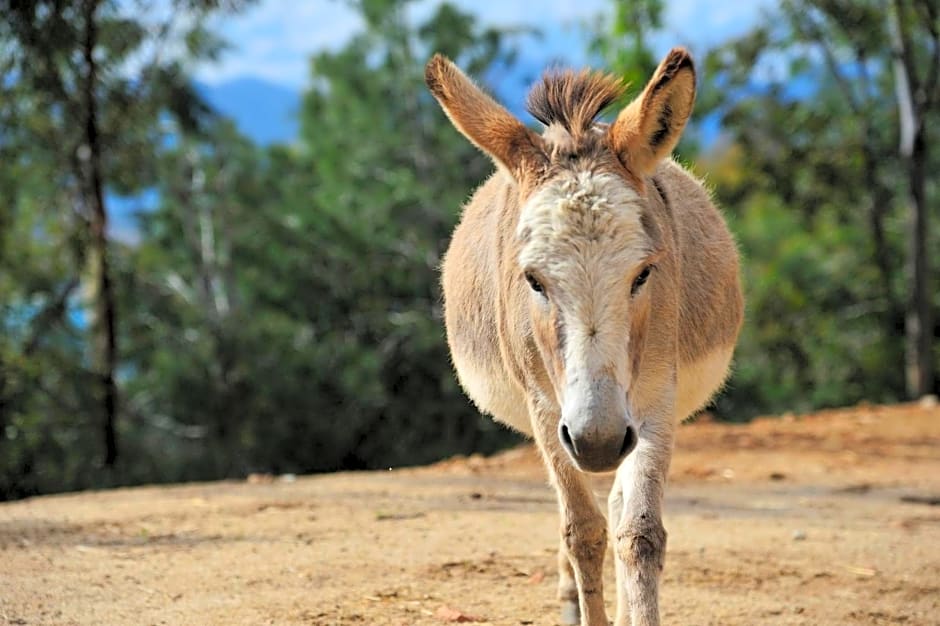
xmin=862 ymin=139 xmax=901 ymax=347
xmin=891 ymin=0 xmax=935 ymax=398
xmin=904 ymin=127 xmax=933 ymax=396
xmin=82 ymin=0 xmax=118 ymax=466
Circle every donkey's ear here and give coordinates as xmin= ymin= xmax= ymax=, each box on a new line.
xmin=425 ymin=54 xmax=546 ymax=180
xmin=608 ymin=47 xmax=695 ymax=176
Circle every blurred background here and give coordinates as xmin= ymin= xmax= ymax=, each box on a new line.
xmin=1 ymin=0 xmax=937 ymax=500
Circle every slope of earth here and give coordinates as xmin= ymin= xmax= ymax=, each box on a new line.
xmin=1 ymin=401 xmax=939 ymax=625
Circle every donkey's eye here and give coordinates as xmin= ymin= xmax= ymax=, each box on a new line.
xmin=631 ymin=265 xmax=653 ymax=294
xmin=525 ymin=272 xmax=545 ymax=295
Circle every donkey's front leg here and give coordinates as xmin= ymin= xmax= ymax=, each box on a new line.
xmin=554 ymin=459 xmax=609 ymax=626
xmin=557 ymin=538 xmax=581 ymax=625
xmin=533 ymin=403 xmax=609 ymax=626
xmin=612 ymin=425 xmax=674 ymax=626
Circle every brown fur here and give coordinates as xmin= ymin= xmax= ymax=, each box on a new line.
xmin=427 ymin=48 xmax=743 ymax=626
xmin=526 ymin=69 xmax=625 ymax=140
xmin=610 ymin=48 xmax=696 ymax=178
xmin=425 ymin=54 xmax=547 ymax=185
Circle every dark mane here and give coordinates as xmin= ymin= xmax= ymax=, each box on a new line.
xmin=525 ymin=68 xmax=625 ymax=134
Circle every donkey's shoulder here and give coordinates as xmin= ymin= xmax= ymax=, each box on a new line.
xmin=653 ymin=158 xmax=714 ymax=204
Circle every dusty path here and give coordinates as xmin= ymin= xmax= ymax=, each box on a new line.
xmin=2 ymin=402 xmax=939 ymax=625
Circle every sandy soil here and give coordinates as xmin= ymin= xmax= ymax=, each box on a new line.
xmin=2 ymin=401 xmax=939 ymax=626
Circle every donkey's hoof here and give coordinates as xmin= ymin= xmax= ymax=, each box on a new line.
xmin=560 ymin=599 xmax=580 ymax=625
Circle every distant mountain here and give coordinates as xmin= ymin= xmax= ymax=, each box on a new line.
xmin=199 ymin=78 xmax=301 ymax=145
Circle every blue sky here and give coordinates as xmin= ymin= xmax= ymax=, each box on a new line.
xmin=195 ymin=1 xmax=779 ymax=89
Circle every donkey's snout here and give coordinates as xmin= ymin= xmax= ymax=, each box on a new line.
xmin=559 ymin=419 xmax=636 ymax=473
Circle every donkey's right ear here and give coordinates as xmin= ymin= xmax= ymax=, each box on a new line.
xmin=425 ymin=54 xmax=547 ymax=180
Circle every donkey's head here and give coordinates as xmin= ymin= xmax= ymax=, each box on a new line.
xmin=427 ymin=49 xmax=695 ymax=472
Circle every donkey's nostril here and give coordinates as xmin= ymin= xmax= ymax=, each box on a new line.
xmin=560 ymin=423 xmax=574 ymax=451
xmin=619 ymin=425 xmax=637 ymax=457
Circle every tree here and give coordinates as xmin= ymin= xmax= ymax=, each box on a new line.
xmin=889 ymin=0 xmax=939 ymax=397
xmin=591 ymin=0 xmax=664 ymax=89
xmin=699 ymin=0 xmax=939 ymax=415
xmin=0 ymin=0 xmax=250 ymax=494
xmin=119 ymin=0 xmax=527 ymax=480
xmin=287 ymin=0 xmax=527 ymax=469
xmin=1 ymin=0 xmax=533 ymax=498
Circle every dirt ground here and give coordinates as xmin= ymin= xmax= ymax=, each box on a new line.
xmin=2 ymin=402 xmax=939 ymax=626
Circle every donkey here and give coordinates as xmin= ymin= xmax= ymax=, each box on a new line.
xmin=425 ymin=47 xmax=743 ymax=626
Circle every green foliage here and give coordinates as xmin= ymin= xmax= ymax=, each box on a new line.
xmin=715 ymin=180 xmax=903 ymax=418
xmin=701 ymin=0 xmax=939 ymax=417
xmin=38 ymin=0 xmax=519 ymax=493
xmin=5 ymin=0 xmax=938 ymax=499
xmin=590 ymin=0 xmax=664 ymax=90
xmin=0 ymin=0 xmax=255 ymax=497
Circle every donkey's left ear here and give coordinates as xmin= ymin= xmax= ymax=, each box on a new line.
xmin=425 ymin=54 xmax=547 ymax=181
xmin=608 ymin=47 xmax=696 ymax=176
